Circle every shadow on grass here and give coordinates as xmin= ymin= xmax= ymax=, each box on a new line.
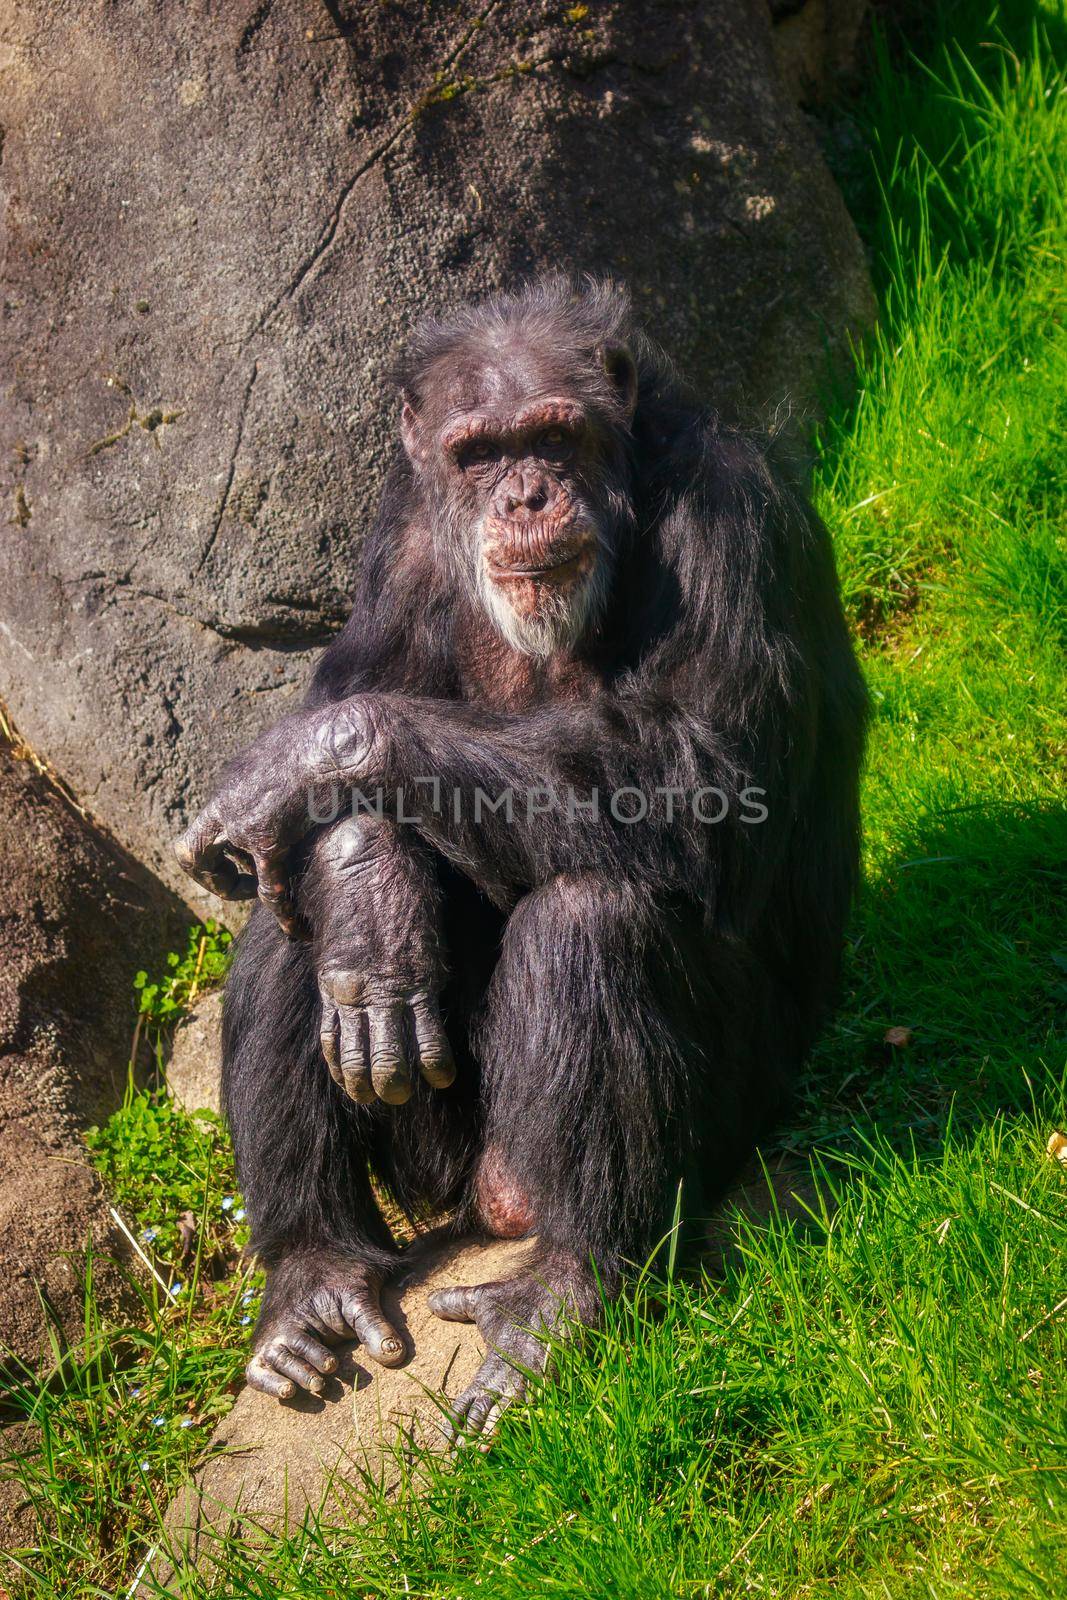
xmin=703 ymin=798 xmax=1065 ymax=1270
xmin=793 ymin=799 xmax=1065 ymax=1150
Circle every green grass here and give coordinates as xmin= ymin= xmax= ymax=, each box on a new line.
xmin=2 ymin=2 xmax=1065 ymax=1593
xmin=131 ymin=921 xmax=233 ymax=1033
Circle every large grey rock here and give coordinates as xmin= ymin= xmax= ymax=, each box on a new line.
xmin=0 ymin=0 xmax=874 ymax=906
xmin=770 ymin=0 xmax=869 ymax=103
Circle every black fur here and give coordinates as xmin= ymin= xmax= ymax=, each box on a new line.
xmin=223 ymin=276 xmax=867 ymax=1298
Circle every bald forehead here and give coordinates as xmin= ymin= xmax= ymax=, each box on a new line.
xmin=422 ymin=330 xmax=587 ymax=423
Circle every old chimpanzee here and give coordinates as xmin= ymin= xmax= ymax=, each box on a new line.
xmin=175 ymin=277 xmax=866 ymax=1437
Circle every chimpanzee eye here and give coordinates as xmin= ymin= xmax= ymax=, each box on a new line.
xmin=460 ymin=439 xmax=497 ymax=468
xmin=539 ymin=427 xmax=567 ymax=450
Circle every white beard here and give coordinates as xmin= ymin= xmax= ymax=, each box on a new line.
xmin=475 ymin=547 xmax=612 ymax=658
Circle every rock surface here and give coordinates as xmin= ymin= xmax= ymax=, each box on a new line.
xmin=770 ymin=0 xmax=869 ymax=102
xmin=0 ymin=735 xmax=185 ymax=1376
xmin=0 ymin=0 xmax=874 ymax=907
xmin=157 ymin=1234 xmax=535 ymax=1582
xmin=156 ymin=1159 xmax=821 ymax=1577
xmin=166 ymin=989 xmax=224 ymax=1118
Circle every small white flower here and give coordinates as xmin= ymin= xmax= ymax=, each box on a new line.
xmin=141 ymin=1227 xmax=158 ymax=1243
xmin=234 ymin=1207 xmax=246 ymax=1221
xmin=241 ymin=1314 xmax=251 ymax=1325
xmin=169 ymin=1281 xmax=183 ymax=1296
xmin=151 ymin=1416 xmax=165 ymax=1428
xmin=179 ymin=1417 xmax=194 ymax=1429
xmin=139 ymin=1460 xmax=150 ymax=1471
xmin=221 ymin=1196 xmax=234 ymax=1212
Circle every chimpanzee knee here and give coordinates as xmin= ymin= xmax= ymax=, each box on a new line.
xmin=471 ymin=873 xmax=697 ymax=1269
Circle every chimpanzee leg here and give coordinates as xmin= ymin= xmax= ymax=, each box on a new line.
xmin=222 ymin=907 xmax=405 ymax=1400
xmin=430 ymin=870 xmax=762 ymax=1437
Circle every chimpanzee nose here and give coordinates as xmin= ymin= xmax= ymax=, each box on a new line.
xmin=504 ymin=475 xmax=550 ymax=516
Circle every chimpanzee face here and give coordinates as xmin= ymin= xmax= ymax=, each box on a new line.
xmin=401 ymin=336 xmax=636 ymax=657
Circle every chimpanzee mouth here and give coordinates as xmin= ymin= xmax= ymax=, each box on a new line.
xmin=486 ymin=538 xmax=596 ymax=585
xmin=478 ymin=534 xmax=608 ymax=654
xmin=490 ymin=555 xmax=585 ymax=581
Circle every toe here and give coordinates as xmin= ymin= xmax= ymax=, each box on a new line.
xmin=246 ymin=1351 xmax=295 ymax=1401
xmin=440 ymin=1387 xmax=474 ymax=1444
xmin=340 ymin=1291 xmax=405 ymax=1366
xmin=265 ymin=1344 xmax=329 ymax=1395
xmin=475 ymin=1399 xmax=507 ymax=1445
xmin=428 ymin=1283 xmax=479 ymax=1323
xmin=462 ymin=1388 xmax=502 ymax=1438
xmin=285 ymin=1326 xmax=338 ymax=1376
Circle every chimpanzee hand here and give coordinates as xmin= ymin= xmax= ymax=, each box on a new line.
xmin=173 ymin=699 xmax=380 ymax=933
xmin=306 ymin=814 xmax=455 ymax=1105
xmin=428 ymin=1250 xmax=599 ymax=1441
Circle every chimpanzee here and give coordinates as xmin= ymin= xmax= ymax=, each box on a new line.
xmin=175 ymin=277 xmax=866 ymax=1437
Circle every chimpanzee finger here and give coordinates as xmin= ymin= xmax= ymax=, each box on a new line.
xmin=208 ymin=840 xmax=260 ymax=900
xmin=368 ymin=1005 xmax=412 ymax=1104
xmin=319 ymin=1000 xmax=343 ymax=1088
xmin=210 ymin=866 xmax=259 ymax=900
xmin=339 ymin=1287 xmax=406 ymax=1366
xmin=427 ymin=1283 xmax=480 ymax=1323
xmin=410 ymin=994 xmax=456 ymax=1090
xmin=246 ymin=1351 xmax=295 ymax=1401
xmin=173 ymin=812 xmax=240 ymax=897
xmin=251 ymin=849 xmax=298 ymax=936
xmin=337 ymin=1006 xmax=375 ymax=1103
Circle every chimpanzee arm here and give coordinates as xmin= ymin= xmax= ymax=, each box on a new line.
xmin=299 ymin=814 xmax=454 ymax=1103
xmin=175 ymin=665 xmax=791 ymax=923
xmin=317 ymin=690 xmax=762 ymax=906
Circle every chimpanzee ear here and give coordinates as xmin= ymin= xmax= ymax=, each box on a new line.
xmin=599 ymin=344 xmax=638 ymax=420
xmin=400 ymin=393 xmax=424 ymax=464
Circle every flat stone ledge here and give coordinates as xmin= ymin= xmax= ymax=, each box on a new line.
xmin=153 ymin=1234 xmax=534 ymax=1585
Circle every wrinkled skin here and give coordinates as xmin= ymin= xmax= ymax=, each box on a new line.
xmin=429 ymin=1250 xmax=598 ymax=1440
xmin=247 ymin=1247 xmax=405 ymax=1400
xmin=249 ymin=1242 xmax=596 ymax=1439
xmin=174 ymin=700 xmax=381 ymax=934
xmin=308 ymin=814 xmax=454 ymax=1105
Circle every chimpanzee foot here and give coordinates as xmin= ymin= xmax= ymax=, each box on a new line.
xmin=427 ymin=1254 xmax=598 ymax=1441
xmin=247 ymin=1247 xmax=404 ymax=1402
